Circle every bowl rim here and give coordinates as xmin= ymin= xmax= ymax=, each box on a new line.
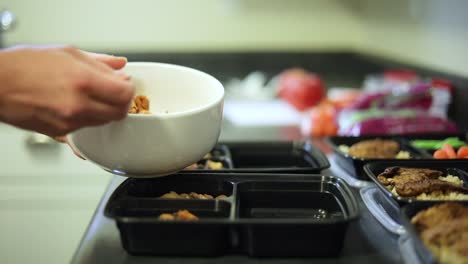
xmin=124 ymin=62 xmax=224 ymax=119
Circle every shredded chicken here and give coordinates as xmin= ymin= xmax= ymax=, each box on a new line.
xmin=160 ymin=191 xmax=227 ymax=200
xmin=184 ymin=152 xmax=225 ymax=170
xmin=411 ymin=203 xmax=468 ymax=263
xmin=158 ymin=210 xmax=199 ymax=221
xmin=128 ymin=95 xmax=151 ymax=114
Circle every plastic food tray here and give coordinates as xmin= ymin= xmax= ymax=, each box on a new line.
xmin=104 ymin=173 xmax=359 ymax=257
xmin=400 ymin=202 xmax=468 ymax=264
xmin=182 ymin=141 xmax=330 ymax=174
xmin=326 ymin=136 xmax=431 ymax=180
xmin=363 ymin=160 xmax=468 ymax=206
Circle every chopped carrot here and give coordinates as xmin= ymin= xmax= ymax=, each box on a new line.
xmin=323 ymin=122 xmax=338 ymax=136
xmin=457 ymin=146 xmax=468 ymax=158
xmin=434 ymin=149 xmax=448 ymax=159
xmin=442 ymin=143 xmax=457 ymax=159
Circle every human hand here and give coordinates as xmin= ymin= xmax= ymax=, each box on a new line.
xmin=0 ymin=45 xmax=134 ymax=137
xmin=53 ymin=135 xmax=85 ymax=159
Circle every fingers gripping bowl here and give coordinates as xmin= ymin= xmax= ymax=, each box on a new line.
xmin=68 ymin=62 xmax=225 ymax=177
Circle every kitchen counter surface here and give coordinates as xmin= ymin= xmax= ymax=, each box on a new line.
xmin=71 ymin=120 xmax=404 ymax=264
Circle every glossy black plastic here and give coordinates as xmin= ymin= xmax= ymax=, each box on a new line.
xmin=326 ymin=136 xmax=432 ymax=180
xmin=182 ymin=141 xmax=330 ymax=174
xmin=236 ymin=180 xmax=353 ymax=257
xmin=364 ymin=160 xmax=468 ymax=206
xmin=105 ymin=173 xmax=359 ymax=257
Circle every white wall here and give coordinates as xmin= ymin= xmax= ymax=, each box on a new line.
xmin=4 ymin=0 xmax=468 ymax=76
xmin=356 ymin=0 xmax=468 ymax=77
xmin=3 ymin=0 xmax=363 ymax=52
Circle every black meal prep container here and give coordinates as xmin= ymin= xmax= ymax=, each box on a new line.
xmin=104 ymin=173 xmax=359 ymax=257
xmin=400 ymin=201 xmax=468 ymax=264
xmin=364 ymin=160 xmax=468 ymax=206
xmin=182 ymin=141 xmax=330 ymax=174
xmin=326 ymin=136 xmax=433 ymax=180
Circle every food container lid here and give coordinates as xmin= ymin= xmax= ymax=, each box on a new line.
xmin=360 ymin=186 xmax=406 ymax=235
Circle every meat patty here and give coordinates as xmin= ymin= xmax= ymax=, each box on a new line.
xmin=377 ymin=167 xmax=468 ymax=197
xmin=379 ymin=167 xmax=444 ymax=179
xmin=395 ymin=178 xmax=468 ymax=197
xmin=348 ymin=139 xmax=400 ymax=159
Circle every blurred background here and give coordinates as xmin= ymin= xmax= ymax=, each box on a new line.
xmin=4 ymin=0 xmax=468 ymax=76
xmin=1 ymin=0 xmax=468 ymax=263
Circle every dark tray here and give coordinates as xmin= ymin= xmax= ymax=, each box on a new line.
xmin=326 ymin=136 xmax=432 ymax=180
xmin=182 ymin=141 xmax=330 ymax=174
xmin=400 ymin=201 xmax=468 ymax=264
xmin=104 ymin=173 xmax=359 ymax=257
xmin=363 ymin=160 xmax=468 ymax=206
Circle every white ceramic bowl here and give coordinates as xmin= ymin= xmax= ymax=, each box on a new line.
xmin=68 ymin=62 xmax=224 ymax=177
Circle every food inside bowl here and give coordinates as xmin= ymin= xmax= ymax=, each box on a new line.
xmin=128 ymin=95 xmax=151 ymax=114
xmin=338 ymin=139 xmax=411 ymax=159
xmin=158 ymin=210 xmax=199 ymax=221
xmin=377 ymin=167 xmax=468 ymax=200
xmin=184 ymin=153 xmax=225 ymax=170
xmin=160 ymin=191 xmax=227 ymax=200
xmin=411 ymin=203 xmax=468 ymax=264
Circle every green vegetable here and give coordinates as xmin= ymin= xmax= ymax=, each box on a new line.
xmin=411 ymin=137 xmax=466 ymax=150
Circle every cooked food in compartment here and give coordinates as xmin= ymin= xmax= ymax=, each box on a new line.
xmin=185 ymin=160 xmax=224 ymax=170
xmin=338 ymin=139 xmax=411 ymax=159
xmin=377 ymin=167 xmax=468 ymax=200
xmin=128 ymin=95 xmax=151 ymax=114
xmin=184 ymin=153 xmax=225 ymax=170
xmin=158 ymin=210 xmax=199 ymax=221
xmin=160 ymin=191 xmax=227 ymax=200
xmin=433 ymin=144 xmax=468 ymax=159
xmin=411 ymin=203 xmax=468 ymax=264
xmin=411 ymin=137 xmax=467 ymax=151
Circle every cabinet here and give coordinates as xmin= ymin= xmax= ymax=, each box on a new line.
xmin=0 ymin=124 xmax=112 ymax=264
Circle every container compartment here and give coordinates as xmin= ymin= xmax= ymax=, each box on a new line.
xmin=327 ymin=136 xmax=432 ymax=180
xmin=236 ymin=181 xmax=345 ymax=219
xmin=182 ymin=144 xmax=233 ymax=171
xmin=180 ymin=141 xmax=330 ymax=174
xmin=105 ymin=198 xmax=232 ymax=256
xmin=122 ymin=175 xmax=234 ymax=198
xmin=108 ymin=199 xmax=231 ymax=218
xmin=400 ymin=202 xmax=468 ymax=264
xmin=236 ymin=178 xmax=358 ymax=257
xmin=226 ymin=141 xmax=329 ymax=173
xmin=364 ymin=160 xmax=468 ymax=206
